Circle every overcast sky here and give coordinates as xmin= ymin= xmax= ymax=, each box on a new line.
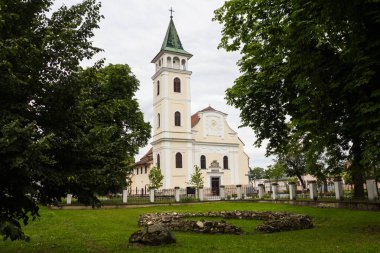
xmin=56 ymin=0 xmax=275 ymax=168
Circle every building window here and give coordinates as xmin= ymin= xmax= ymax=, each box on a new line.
xmin=175 ymin=111 xmax=181 ymax=126
xmin=175 ymin=152 xmax=182 ymax=168
xmin=157 ymin=113 xmax=160 ymax=128
xmin=136 ymin=168 xmax=139 ymax=175
xmin=200 ymin=155 xmax=206 ymax=169
xmin=157 ymin=81 xmax=160 ymax=96
xmin=181 ymin=59 xmax=186 ymax=70
xmin=223 ymin=156 xmax=228 ymax=169
xmin=167 ymin=56 xmax=172 ymax=68
xmin=145 ymin=165 xmax=147 ymax=174
xmin=140 ymin=167 xmax=143 ymax=174
xmin=173 ymin=57 xmax=180 ymax=69
xmin=174 ymin=78 xmax=181 ymax=92
xmin=157 ymin=154 xmax=160 ymax=168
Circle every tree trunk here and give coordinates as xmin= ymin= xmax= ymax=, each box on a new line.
xmin=351 ymin=139 xmax=365 ymax=198
xmin=323 ymin=179 xmax=328 ymax=193
xmin=352 ymin=168 xmax=365 ymax=198
xmin=296 ymin=175 xmax=306 ymax=191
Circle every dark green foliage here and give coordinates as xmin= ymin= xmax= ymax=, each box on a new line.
xmin=0 ymin=0 xmax=150 ymax=241
xmin=214 ymin=0 xmax=380 ymax=197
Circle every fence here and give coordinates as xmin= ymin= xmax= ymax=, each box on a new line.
xmin=63 ymin=179 xmax=379 ymax=205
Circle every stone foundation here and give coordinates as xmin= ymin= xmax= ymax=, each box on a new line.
xmin=138 ymin=210 xmax=313 ymax=234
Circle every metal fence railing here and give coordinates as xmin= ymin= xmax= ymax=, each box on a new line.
xmin=61 ymin=181 xmax=379 ymax=205
xmin=125 ymin=188 xmax=148 ymax=204
xmin=155 ymin=188 xmax=176 ymax=203
xmin=203 ymin=187 xmax=221 ymax=200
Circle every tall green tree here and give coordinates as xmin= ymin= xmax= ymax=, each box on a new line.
xmin=214 ymin=0 xmax=380 ymax=198
xmin=0 ymin=0 xmax=150 ymax=241
xmin=61 ymin=63 xmax=151 ymax=199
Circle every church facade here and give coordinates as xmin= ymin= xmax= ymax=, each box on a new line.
xmin=131 ymin=16 xmax=249 ymax=192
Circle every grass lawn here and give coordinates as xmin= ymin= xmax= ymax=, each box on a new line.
xmin=1 ymin=202 xmax=379 ymax=253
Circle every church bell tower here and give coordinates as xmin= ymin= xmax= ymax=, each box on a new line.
xmin=151 ymin=12 xmax=194 ymax=188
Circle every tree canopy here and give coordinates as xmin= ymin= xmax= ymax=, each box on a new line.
xmin=265 ymin=162 xmax=286 ymax=182
xmin=248 ymin=167 xmax=265 ymax=184
xmin=0 ymin=0 xmax=150 ymax=241
xmin=214 ymin=0 xmax=380 ymax=197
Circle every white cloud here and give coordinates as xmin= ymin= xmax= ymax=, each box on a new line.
xmin=56 ymin=0 xmax=274 ymax=168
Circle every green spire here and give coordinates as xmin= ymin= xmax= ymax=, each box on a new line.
xmin=160 ymin=18 xmax=191 ymax=55
xmin=151 ymin=16 xmax=192 ymax=63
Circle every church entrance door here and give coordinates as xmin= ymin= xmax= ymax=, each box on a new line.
xmin=211 ymin=177 xmax=220 ymax=196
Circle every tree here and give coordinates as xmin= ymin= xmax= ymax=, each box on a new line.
xmin=188 ymin=165 xmax=205 ymax=189
xmin=265 ymin=161 xmax=285 ymax=182
xmin=248 ymin=167 xmax=265 ymax=187
xmin=276 ymin=136 xmax=307 ymax=190
xmin=214 ymin=0 xmax=380 ymax=198
xmin=148 ymin=166 xmax=164 ymax=189
xmin=281 ymin=155 xmax=307 ymax=191
xmin=54 ymin=63 xmax=151 ymax=199
xmin=0 ymin=1 xmax=150 ymax=241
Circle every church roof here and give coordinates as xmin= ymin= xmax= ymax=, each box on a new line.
xmin=161 ymin=18 xmax=191 ymax=55
xmin=200 ymin=105 xmax=217 ymax=112
xmin=191 ymin=113 xmax=201 ymax=128
xmin=200 ymin=105 xmax=228 ymax=116
xmin=134 ymin=147 xmax=153 ymax=166
xmin=152 ymin=17 xmax=192 ymax=63
xmin=191 ymin=106 xmax=227 ymax=128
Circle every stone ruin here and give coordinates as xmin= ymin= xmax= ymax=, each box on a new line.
xmin=129 ymin=210 xmax=313 ymax=246
xmin=129 ymin=223 xmax=176 ymax=246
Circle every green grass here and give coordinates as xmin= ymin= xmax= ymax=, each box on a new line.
xmin=1 ymin=202 xmax=379 ymax=253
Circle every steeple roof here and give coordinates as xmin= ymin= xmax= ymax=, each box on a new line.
xmin=151 ymin=17 xmax=192 ymax=63
xmin=161 ymin=18 xmax=191 ymax=55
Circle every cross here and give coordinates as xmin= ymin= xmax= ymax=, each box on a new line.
xmin=169 ymin=7 xmax=174 ymax=19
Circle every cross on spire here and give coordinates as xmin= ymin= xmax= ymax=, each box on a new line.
xmin=169 ymin=7 xmax=174 ymax=19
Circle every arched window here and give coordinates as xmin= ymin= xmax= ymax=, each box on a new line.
xmin=157 ymin=113 xmax=160 ymax=128
xmin=157 ymin=154 xmax=160 ymax=168
xmin=223 ymin=156 xmax=228 ymax=169
xmin=157 ymin=81 xmax=160 ymax=96
xmin=200 ymin=155 xmax=206 ymax=169
xmin=174 ymin=111 xmax=181 ymax=126
xmin=174 ymin=78 xmax=181 ymax=92
xmin=167 ymin=56 xmax=172 ymax=68
xmin=181 ymin=59 xmax=186 ymax=70
xmin=175 ymin=152 xmax=182 ymax=168
xmin=173 ymin=56 xmax=180 ymax=69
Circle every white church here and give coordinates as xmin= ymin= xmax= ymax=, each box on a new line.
xmin=131 ymin=15 xmax=249 ymax=192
